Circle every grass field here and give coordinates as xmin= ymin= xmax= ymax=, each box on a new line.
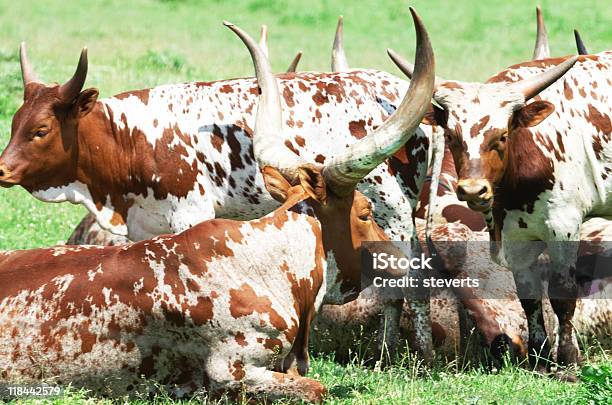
xmin=0 ymin=0 xmax=611 ymax=403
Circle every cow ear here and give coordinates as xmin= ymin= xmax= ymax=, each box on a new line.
xmin=422 ymin=104 xmax=448 ymax=126
xmin=73 ymin=88 xmax=99 ymax=118
xmin=262 ymin=166 xmax=292 ymax=203
xmin=298 ymin=163 xmax=327 ymax=204
xmin=512 ymin=101 xmax=555 ymax=128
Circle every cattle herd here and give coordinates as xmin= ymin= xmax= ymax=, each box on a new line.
xmin=0 ymin=6 xmax=610 ymax=403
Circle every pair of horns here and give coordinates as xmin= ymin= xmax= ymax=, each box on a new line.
xmin=388 ymin=43 xmax=577 ymax=102
xmin=225 ymin=7 xmax=435 ymax=195
xmin=258 ymin=25 xmax=303 ymax=73
xmin=20 ymin=43 xmax=88 ymax=101
xmin=533 ymin=6 xmax=589 ymax=59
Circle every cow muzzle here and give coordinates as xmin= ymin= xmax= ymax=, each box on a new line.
xmin=456 ymin=178 xmax=493 ymax=211
xmin=0 ymin=163 xmax=18 ymax=187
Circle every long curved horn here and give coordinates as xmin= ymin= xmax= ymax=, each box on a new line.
xmin=510 ymin=56 xmax=578 ymax=100
xmin=387 ymin=48 xmax=444 ymax=91
xmin=225 ymin=21 xmax=305 ymax=183
xmin=532 ymin=6 xmax=550 ymax=60
xmin=286 ymin=51 xmax=302 ymax=73
xmin=331 ymin=16 xmax=349 ymax=72
xmin=58 ymin=47 xmax=88 ymax=102
xmin=259 ymin=25 xmax=269 ymax=59
xmin=19 ymin=42 xmax=40 ymax=86
xmin=323 ymin=7 xmax=435 ymax=195
xmin=574 ymin=29 xmax=589 ymax=55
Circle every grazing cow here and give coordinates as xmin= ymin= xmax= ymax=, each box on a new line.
xmin=0 ymin=11 xmax=435 ymax=401
xmin=388 ymin=43 xmax=612 ymax=374
xmin=312 ymin=219 xmax=612 ymax=364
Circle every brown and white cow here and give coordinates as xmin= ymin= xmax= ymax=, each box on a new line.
xmin=0 ymin=11 xmax=435 ymax=401
xmin=388 ymin=43 xmax=612 ymax=373
xmin=0 ymin=29 xmax=427 ymax=244
xmin=0 ymin=18 xmax=443 ymax=361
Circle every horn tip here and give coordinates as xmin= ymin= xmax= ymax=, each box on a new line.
xmin=223 ymin=20 xmax=234 ymax=27
xmin=408 ymin=7 xmax=423 ymax=26
xmin=536 ymin=5 xmax=542 ymax=13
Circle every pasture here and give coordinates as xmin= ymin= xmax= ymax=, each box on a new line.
xmin=0 ymin=0 xmax=610 ymax=403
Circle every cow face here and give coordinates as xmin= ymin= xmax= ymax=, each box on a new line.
xmin=0 ymin=45 xmax=98 ymax=191
xmin=263 ymin=164 xmax=388 ymax=298
xmin=428 ymin=82 xmax=555 ymax=211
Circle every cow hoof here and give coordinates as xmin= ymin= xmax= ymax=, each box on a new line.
xmin=556 ymin=344 xmax=583 ymax=367
xmin=554 ymin=370 xmax=579 ymax=383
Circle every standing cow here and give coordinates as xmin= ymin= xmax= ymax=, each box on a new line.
xmin=0 ymin=13 xmax=435 ymax=401
xmin=388 ymin=45 xmax=611 ymax=375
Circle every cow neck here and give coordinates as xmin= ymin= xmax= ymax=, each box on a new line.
xmin=75 ymin=102 xmax=142 ymax=192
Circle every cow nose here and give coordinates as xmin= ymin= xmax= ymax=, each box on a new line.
xmin=0 ymin=163 xmax=13 ymax=182
xmin=456 ymin=179 xmax=491 ymax=201
xmin=457 ymin=184 xmax=488 ymax=197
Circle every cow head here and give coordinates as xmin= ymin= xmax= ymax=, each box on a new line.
xmin=227 ymin=6 xmax=434 ymax=299
xmin=388 ymin=50 xmax=577 ymax=212
xmin=0 ymin=44 xmax=98 ymax=191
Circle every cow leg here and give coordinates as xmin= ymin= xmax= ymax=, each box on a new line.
xmin=520 ymin=298 xmax=550 ymax=371
xmin=548 ymin=266 xmax=582 ymax=368
xmin=281 ymin=309 xmax=314 ymax=376
xmin=513 ymin=268 xmax=550 ymax=372
xmin=376 ymin=236 xmax=432 ymax=366
xmin=407 ymin=233 xmax=432 ymax=365
xmin=406 ymin=296 xmax=432 ymax=365
xmin=206 ymin=357 xmax=326 ymax=403
xmin=377 ymin=297 xmax=404 ymax=365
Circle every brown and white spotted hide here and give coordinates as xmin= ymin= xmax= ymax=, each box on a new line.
xmin=0 ymin=177 xmax=392 ymax=402
xmin=64 ymin=213 xmax=527 ymax=363
xmin=421 ymin=52 xmax=612 ymax=369
xmin=0 ymin=69 xmax=429 ymax=244
xmin=313 ymin=219 xmax=528 ymax=364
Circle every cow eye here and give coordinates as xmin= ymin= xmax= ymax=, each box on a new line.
xmin=499 ymin=135 xmax=507 ymax=143
xmin=33 ymin=129 xmax=48 ymax=139
xmin=358 ymin=212 xmax=371 ymax=221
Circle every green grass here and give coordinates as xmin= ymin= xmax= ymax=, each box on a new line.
xmin=0 ymin=0 xmax=611 ymax=403
xmin=4 ymin=352 xmax=612 ymax=404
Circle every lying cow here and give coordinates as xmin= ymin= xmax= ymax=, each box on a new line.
xmin=0 ymin=11 xmax=434 ymax=402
